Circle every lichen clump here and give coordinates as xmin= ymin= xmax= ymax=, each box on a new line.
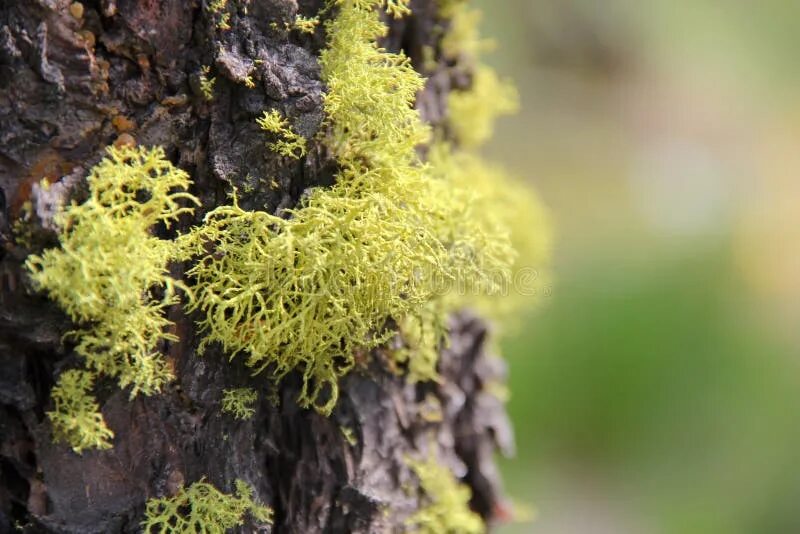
xmin=199 ymin=65 xmax=216 ymax=101
xmin=28 ymin=0 xmax=549 ymax=458
xmin=447 ymin=64 xmax=519 ymax=148
xmin=406 ymin=454 xmax=485 ymax=534
xmin=180 ymin=0 xmax=512 ymax=414
xmin=26 ymin=146 xmax=198 ymax=452
xmin=428 ymin=145 xmax=551 ymax=323
xmin=141 ymin=479 xmax=272 ymax=533
xmin=47 ymin=369 xmax=114 ymax=453
xmin=256 ymin=109 xmax=307 ymax=158
xmin=27 ymin=146 xmax=197 ymax=396
xmin=292 ymin=15 xmax=320 ymax=34
xmin=221 ymin=387 xmax=258 ymax=420
xmin=434 ymin=0 xmax=551 ymax=327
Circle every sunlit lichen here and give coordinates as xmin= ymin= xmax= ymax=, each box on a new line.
xmin=418 ymin=392 xmax=444 ymax=423
xmin=11 ymin=200 xmax=36 ymax=249
xmin=221 ymin=387 xmax=258 ymax=420
xmin=173 ymin=0 xmax=530 ymax=417
xmin=384 ymin=0 xmax=411 ymax=17
xmin=256 ymin=109 xmax=307 ymax=158
xmin=439 ymin=2 xmax=519 ymax=149
xmin=141 ymin=478 xmax=272 ymax=533
xmin=207 ymin=0 xmax=226 ymax=11
xmin=435 ymin=0 xmax=466 ymax=19
xmin=330 ymin=0 xmax=411 ymax=18
xmin=406 ymin=453 xmax=485 ymax=534
xmin=47 ymin=369 xmax=114 ymax=454
xmin=178 ymin=183 xmax=463 ymax=414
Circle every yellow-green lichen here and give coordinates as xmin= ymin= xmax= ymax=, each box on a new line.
xmin=242 ymin=74 xmax=256 ymax=89
xmin=141 ymin=478 xmax=272 ymax=534
xmin=256 ymin=110 xmax=307 ymax=159
xmin=199 ymin=65 xmax=216 ymax=101
xmin=393 ymin=304 xmax=446 ymax=383
xmin=406 ymin=453 xmax=485 ymax=534
xmin=435 ymin=0 xmax=467 ymax=19
xmin=11 ymin=200 xmax=36 ymax=249
xmin=221 ymin=387 xmax=257 ymax=420
xmin=340 ymin=425 xmax=358 ymax=446
xmin=320 ymin=0 xmax=428 ymax=165
xmin=428 ymin=144 xmax=551 ymax=323
xmin=47 ymin=369 xmax=114 ymax=454
xmin=208 ymin=0 xmax=231 ymax=31
xmin=331 ymin=0 xmax=411 ymax=18
xmin=440 ymin=2 xmax=493 ymax=62
xmin=178 ymin=0 xmax=513 ymax=414
xmin=177 ymin=185 xmax=453 ymax=414
xmin=440 ymin=3 xmax=519 ymax=149
xmin=26 ymin=146 xmax=198 ymax=398
xmin=434 ymin=0 xmax=551 ymax=327
xmin=26 ymin=146 xmax=198 ymax=452
xmin=291 ymin=15 xmax=320 ymax=34
xmin=207 ymin=0 xmax=227 ymax=14
xmin=447 ymin=65 xmax=518 ymax=149
xmin=417 ymin=393 xmax=444 ymax=423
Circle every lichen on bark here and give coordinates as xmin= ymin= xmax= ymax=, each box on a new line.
xmin=0 ymin=0 xmax=545 ymax=532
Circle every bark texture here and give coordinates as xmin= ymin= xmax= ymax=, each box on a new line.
xmin=0 ymin=1 xmax=513 ymax=532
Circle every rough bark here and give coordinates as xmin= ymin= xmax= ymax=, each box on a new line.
xmin=0 ymin=1 xmax=513 ymax=532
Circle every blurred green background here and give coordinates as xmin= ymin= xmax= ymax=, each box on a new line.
xmin=473 ymin=1 xmax=800 ymax=532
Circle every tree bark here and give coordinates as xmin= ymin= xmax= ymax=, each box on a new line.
xmin=0 ymin=1 xmax=513 ymax=532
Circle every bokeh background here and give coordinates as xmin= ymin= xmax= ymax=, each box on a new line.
xmin=474 ymin=1 xmax=800 ymax=532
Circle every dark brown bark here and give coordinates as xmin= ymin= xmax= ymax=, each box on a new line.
xmin=0 ymin=1 xmax=513 ymax=532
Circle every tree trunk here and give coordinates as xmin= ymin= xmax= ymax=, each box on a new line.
xmin=0 ymin=1 xmax=514 ymax=532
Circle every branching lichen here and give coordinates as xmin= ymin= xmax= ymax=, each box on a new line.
xmin=340 ymin=425 xmax=358 ymax=446
xmin=435 ymin=0 xmax=467 ymax=19
xmin=440 ymin=2 xmax=493 ymax=62
xmin=199 ymin=66 xmax=216 ymax=101
xmin=221 ymin=387 xmax=257 ymax=420
xmin=291 ymin=15 xmax=320 ymax=34
xmin=428 ymin=144 xmax=551 ymax=322
xmin=27 ymin=146 xmax=198 ymax=398
xmin=394 ymin=304 xmax=446 ymax=383
xmin=320 ymin=0 xmax=428 ymax=164
xmin=207 ymin=0 xmax=231 ymax=31
xmin=26 ymin=146 xmax=198 ymax=452
xmin=448 ymin=65 xmax=518 ymax=148
xmin=330 ymin=0 xmax=411 ymax=18
xmin=406 ymin=453 xmax=485 ymax=534
xmin=440 ymin=3 xmax=518 ymax=148
xmin=179 ymin=0 xmax=513 ymax=414
xmin=141 ymin=478 xmax=272 ymax=533
xmin=435 ymin=1 xmax=551 ymax=327
xmin=256 ymin=110 xmax=307 ymax=159
xmin=47 ymin=369 xmax=114 ymax=454
xmin=178 ymin=184 xmax=460 ymax=413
